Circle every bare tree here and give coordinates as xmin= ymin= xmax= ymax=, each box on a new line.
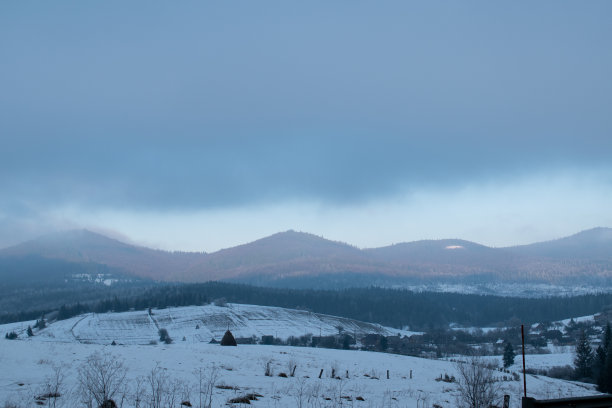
xmin=78 ymin=352 xmax=128 ymax=408
xmin=163 ymin=379 xmax=184 ymax=408
xmin=43 ymin=365 xmax=65 ymax=408
xmin=147 ymin=365 xmax=169 ymax=408
xmin=292 ymin=377 xmax=308 ymax=408
xmin=195 ymin=365 xmax=219 ymax=408
xmin=179 ymin=380 xmax=192 ymax=407
xmin=455 ymin=356 xmax=501 ymax=408
xmin=132 ymin=377 xmax=146 ymax=408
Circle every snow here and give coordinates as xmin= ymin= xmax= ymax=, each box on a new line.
xmin=482 ymin=353 xmax=575 ymax=372
xmin=449 ymin=324 xmax=500 ymax=334
xmin=558 ymin=314 xmax=596 ymax=327
xmin=6 ymin=303 xmax=417 ymax=345
xmin=394 ymin=283 xmax=612 ymax=298
xmin=0 ymin=304 xmax=601 ymax=408
xmin=0 ymin=341 xmax=599 ymax=408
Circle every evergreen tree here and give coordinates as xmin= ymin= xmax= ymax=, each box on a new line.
xmin=574 ymin=330 xmax=594 ymax=380
xmin=342 ymin=334 xmax=351 ymax=350
xmin=596 ymin=322 xmax=611 ymax=391
xmin=27 ymin=326 xmax=33 ymax=337
xmin=34 ymin=317 xmax=46 ymax=330
xmin=604 ymin=341 xmax=612 ymax=392
xmin=503 ymin=342 xmax=516 ymax=368
xmin=378 ymin=335 xmax=388 ymax=352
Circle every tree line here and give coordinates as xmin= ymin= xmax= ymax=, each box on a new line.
xmin=11 ymin=282 xmax=612 ymax=330
xmin=574 ymin=322 xmax=612 ymax=391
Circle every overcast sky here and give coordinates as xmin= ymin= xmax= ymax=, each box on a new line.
xmin=1 ymin=1 xmax=611 ymax=251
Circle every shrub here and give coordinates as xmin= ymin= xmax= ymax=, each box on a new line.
xmin=213 ymin=298 xmax=227 ymax=307
xmin=5 ymin=332 xmax=17 ymax=340
xmin=455 ymin=356 xmax=501 ymax=408
xmin=547 ymin=365 xmax=574 ymax=380
xmin=159 ymin=329 xmax=172 ymax=344
xmin=77 ymin=352 xmax=127 ymax=408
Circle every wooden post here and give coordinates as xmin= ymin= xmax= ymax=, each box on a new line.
xmin=410 ymin=369 xmax=412 ymax=379
xmin=346 ymin=370 xmax=349 ymax=379
xmin=318 ymin=369 xmax=323 ymax=379
xmin=386 ymin=370 xmax=389 ymax=379
xmin=522 ymin=324 xmax=527 ymax=398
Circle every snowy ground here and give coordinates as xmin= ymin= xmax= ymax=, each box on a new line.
xmin=0 ymin=340 xmax=598 ymax=408
xmin=2 ymin=304 xmax=417 ymax=345
xmin=482 ymin=352 xmax=574 ymax=372
xmin=0 ymin=304 xmax=601 ymax=408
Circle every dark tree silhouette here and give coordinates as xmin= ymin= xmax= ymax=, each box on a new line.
xmin=596 ymin=322 xmax=611 ymax=391
xmin=158 ymin=328 xmax=172 ymax=344
xmin=574 ymin=330 xmax=593 ymax=380
xmin=221 ymin=330 xmax=237 ymax=346
xmin=503 ymin=342 xmax=515 ymax=368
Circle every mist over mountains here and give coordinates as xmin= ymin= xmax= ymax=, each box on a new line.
xmin=1 ymin=227 xmax=611 ymax=289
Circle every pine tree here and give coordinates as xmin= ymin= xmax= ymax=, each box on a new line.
xmin=27 ymin=326 xmax=33 ymax=337
xmin=503 ymin=342 xmax=516 ymax=368
xmin=603 ymin=341 xmax=612 ymax=393
xmin=574 ymin=330 xmax=594 ymax=380
xmin=596 ymin=322 xmax=611 ymax=391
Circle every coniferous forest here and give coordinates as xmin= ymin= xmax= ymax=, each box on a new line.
xmin=4 ymin=281 xmax=612 ymax=331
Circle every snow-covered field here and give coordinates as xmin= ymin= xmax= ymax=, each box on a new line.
xmin=0 ymin=304 xmax=600 ymax=408
xmin=0 ymin=341 xmax=598 ymax=408
xmin=2 ymin=304 xmax=416 ymax=345
xmin=482 ymin=353 xmax=574 ymax=372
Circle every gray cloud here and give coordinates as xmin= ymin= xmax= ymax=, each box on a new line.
xmin=1 ymin=2 xmax=611 ymax=218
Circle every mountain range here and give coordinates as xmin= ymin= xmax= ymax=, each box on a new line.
xmin=1 ymin=227 xmax=612 ymax=287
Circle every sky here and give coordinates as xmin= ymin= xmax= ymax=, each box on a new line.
xmin=1 ymin=1 xmax=611 ymax=252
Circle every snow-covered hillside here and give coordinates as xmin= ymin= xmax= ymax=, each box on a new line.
xmin=0 ymin=304 xmax=601 ymax=408
xmin=3 ymin=303 xmax=415 ymax=345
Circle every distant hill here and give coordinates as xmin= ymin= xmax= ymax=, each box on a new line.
xmin=0 ymin=229 xmax=203 ymax=281
xmin=507 ymin=227 xmax=612 ymax=260
xmin=3 ymin=303 xmax=415 ymax=345
xmin=1 ymin=227 xmax=612 ymax=287
xmin=364 ymin=239 xmax=520 ymax=277
xmin=181 ymin=230 xmax=390 ymax=282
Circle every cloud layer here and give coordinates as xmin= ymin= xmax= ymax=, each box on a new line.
xmin=1 ymin=2 xmax=611 ymax=249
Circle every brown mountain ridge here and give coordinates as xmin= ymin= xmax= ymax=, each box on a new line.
xmin=1 ymin=228 xmax=612 ymax=286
